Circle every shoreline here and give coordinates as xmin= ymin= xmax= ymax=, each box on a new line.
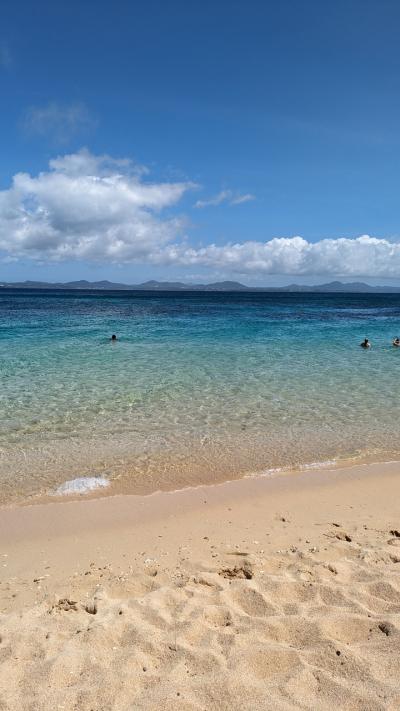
xmin=1 ymin=456 xmax=399 ymax=556
xmin=4 ymin=443 xmax=400 ymax=509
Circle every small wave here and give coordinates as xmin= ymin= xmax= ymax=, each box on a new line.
xmin=52 ymin=476 xmax=110 ymax=496
xmin=245 ymin=459 xmax=338 ymax=480
xmin=300 ymin=459 xmax=337 ymax=470
xmin=245 ymin=467 xmax=283 ymax=479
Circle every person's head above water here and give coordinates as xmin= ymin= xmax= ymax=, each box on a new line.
xmin=361 ymin=338 xmax=370 ymax=348
xmin=111 ymin=334 xmax=117 ymax=341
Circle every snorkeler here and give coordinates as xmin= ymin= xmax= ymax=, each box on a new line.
xmin=360 ymin=338 xmax=371 ymax=348
xmin=393 ymin=337 xmax=400 ymax=347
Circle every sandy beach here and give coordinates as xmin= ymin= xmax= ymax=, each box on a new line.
xmin=2 ymin=0 xmax=400 ymax=707
xmin=0 ymin=461 xmax=399 ymax=710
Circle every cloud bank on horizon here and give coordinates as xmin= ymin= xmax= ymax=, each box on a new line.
xmin=1 ymin=149 xmax=400 ymax=279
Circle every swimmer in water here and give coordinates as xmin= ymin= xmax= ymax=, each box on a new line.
xmin=111 ymin=334 xmax=117 ymax=341
xmin=393 ymin=337 xmax=400 ymax=347
xmin=360 ymin=338 xmax=371 ymax=349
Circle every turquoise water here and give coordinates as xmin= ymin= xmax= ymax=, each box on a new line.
xmin=1 ymin=289 xmax=400 ymax=502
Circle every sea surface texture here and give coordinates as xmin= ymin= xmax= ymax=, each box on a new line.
xmin=1 ymin=289 xmax=400 ymax=502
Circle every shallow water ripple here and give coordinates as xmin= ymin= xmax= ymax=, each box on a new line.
xmin=1 ymin=289 xmax=400 ymax=501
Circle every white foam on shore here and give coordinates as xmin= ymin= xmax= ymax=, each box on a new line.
xmin=245 ymin=459 xmax=339 ymax=480
xmin=245 ymin=467 xmax=283 ymax=479
xmin=52 ymin=477 xmax=110 ymax=496
xmin=300 ymin=459 xmax=337 ymax=470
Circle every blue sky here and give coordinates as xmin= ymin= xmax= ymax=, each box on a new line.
xmin=1 ymin=0 xmax=400 ymax=285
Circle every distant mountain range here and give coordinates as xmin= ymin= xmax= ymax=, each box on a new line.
xmin=1 ymin=279 xmax=400 ymax=293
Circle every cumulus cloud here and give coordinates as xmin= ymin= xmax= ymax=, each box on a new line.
xmin=21 ymin=102 xmax=97 ymax=144
xmin=1 ymin=150 xmax=400 ymax=279
xmin=0 ymin=149 xmax=194 ymax=262
xmin=195 ymin=190 xmax=255 ymax=208
xmin=161 ymin=236 xmax=400 ymax=278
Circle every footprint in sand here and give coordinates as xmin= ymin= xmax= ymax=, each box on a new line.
xmin=228 ymin=586 xmax=277 ymax=617
xmin=203 ymin=605 xmax=232 ymax=628
xmin=320 ymin=614 xmax=376 ymax=644
xmin=264 ymin=579 xmax=317 ymax=604
xmin=262 ymin=616 xmax=323 ymax=648
xmin=368 ymin=581 xmax=400 ymax=604
xmin=232 ymin=647 xmax=302 ymax=681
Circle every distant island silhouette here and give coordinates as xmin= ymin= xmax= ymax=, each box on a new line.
xmin=1 ymin=279 xmax=400 ymax=293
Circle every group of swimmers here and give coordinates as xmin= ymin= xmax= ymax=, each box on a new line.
xmin=361 ymin=337 xmax=400 ymax=348
xmin=111 ymin=333 xmax=399 ymax=349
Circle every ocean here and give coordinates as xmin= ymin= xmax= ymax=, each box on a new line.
xmin=1 ymin=288 xmax=400 ymax=503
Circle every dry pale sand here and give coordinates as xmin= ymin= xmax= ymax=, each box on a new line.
xmin=0 ymin=462 xmax=400 ymax=710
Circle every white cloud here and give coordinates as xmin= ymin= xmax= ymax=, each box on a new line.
xmin=195 ymin=190 xmax=255 ymax=208
xmin=230 ymin=193 xmax=256 ymax=205
xmin=21 ymin=102 xmax=97 ymax=144
xmin=0 ymin=149 xmax=194 ymax=262
xmin=195 ymin=190 xmax=232 ymax=208
xmin=1 ymin=150 xmax=400 ymax=279
xmin=158 ymin=236 xmax=400 ymax=279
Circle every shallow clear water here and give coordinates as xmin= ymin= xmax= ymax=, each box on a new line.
xmin=1 ymin=289 xmax=400 ymax=502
